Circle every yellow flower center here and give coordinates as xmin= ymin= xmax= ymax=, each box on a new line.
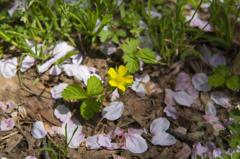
xmin=115 ymin=76 xmax=123 ymax=83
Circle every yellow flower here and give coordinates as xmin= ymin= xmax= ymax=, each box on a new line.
xmin=107 ymin=65 xmax=133 ymax=92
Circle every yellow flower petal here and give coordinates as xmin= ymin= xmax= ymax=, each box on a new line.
xmin=123 ymin=75 xmax=133 ymax=83
xmin=117 ymin=83 xmax=125 ymax=92
xmin=109 ymin=80 xmax=118 ymax=87
xmin=119 ymin=65 xmax=127 ymax=77
xmin=107 ymin=68 xmax=116 ymax=78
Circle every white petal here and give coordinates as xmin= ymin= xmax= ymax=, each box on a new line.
xmin=1 ymin=118 xmax=14 ymax=131
xmin=98 ymin=134 xmax=112 ymax=148
xmin=67 ymin=132 xmax=85 ymax=149
xmin=151 ymin=132 xmax=177 ymax=146
xmin=164 ymin=105 xmax=179 ymax=120
xmin=25 ymin=156 xmax=37 ymax=159
xmin=210 ymin=54 xmax=226 ymax=67
xmin=75 ymin=65 xmax=91 ymax=81
xmin=62 ymin=118 xmax=82 ymax=137
xmin=130 ymin=81 xmax=146 ymax=97
xmin=31 ymin=121 xmax=47 ymax=139
xmin=126 ymin=134 xmax=148 ymax=154
xmin=86 ymin=135 xmax=101 ymax=149
xmin=128 ymin=128 xmax=147 ymax=135
xmin=175 ymin=72 xmax=191 ymax=91
xmin=210 ymin=91 xmax=231 ymax=108
xmin=110 ymin=89 xmax=120 ymax=101
xmin=205 ymin=102 xmax=217 ymax=116
xmin=54 ymin=105 xmax=71 ymax=123
xmin=52 ymin=41 xmax=76 ymax=60
xmin=174 ymin=91 xmax=193 ymax=107
xmin=108 ymin=127 xmax=125 ymax=139
xmin=38 ymin=58 xmax=58 ymax=73
xmin=71 ymin=52 xmax=84 ymax=64
xmin=102 ymin=102 xmax=124 ymax=121
xmin=99 ymin=41 xmax=117 ymax=55
xmin=192 ymin=73 xmax=211 ymax=92
xmin=150 ymin=117 xmax=170 ymax=135
xmin=50 ymin=83 xmax=68 ymax=99
xmin=182 ymin=84 xmax=199 ymax=100
xmin=49 ymin=65 xmax=64 ymax=75
xmin=1 ymin=57 xmax=18 ymax=78
xmin=165 ymin=89 xmax=176 ymax=106
xmin=20 ymin=56 xmax=36 ymax=72
xmin=134 ymin=74 xmax=150 ymax=83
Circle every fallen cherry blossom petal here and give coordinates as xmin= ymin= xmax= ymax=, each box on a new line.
xmin=150 ymin=117 xmax=170 ymax=135
xmin=174 ymin=143 xmax=191 ymax=159
xmin=174 ymin=91 xmax=193 ymax=107
xmin=126 ymin=134 xmax=148 ymax=153
xmin=1 ymin=118 xmax=14 ymax=131
xmin=213 ymin=148 xmax=222 ymax=158
xmin=134 ymin=74 xmax=150 ymax=83
xmin=183 ymin=84 xmax=199 ymax=100
xmin=191 ymin=142 xmax=204 ymax=159
xmin=74 ymin=65 xmax=91 ymax=81
xmin=49 ymin=65 xmax=65 ymax=75
xmin=1 ymin=57 xmax=18 ymax=78
xmin=25 ymin=156 xmax=37 ymax=159
xmin=67 ymin=132 xmax=85 ymax=149
xmin=112 ymin=154 xmax=126 ymax=159
xmin=86 ymin=135 xmax=101 ymax=149
xmin=50 ymin=83 xmax=68 ymax=99
xmin=99 ymin=41 xmax=117 ymax=55
xmin=192 ymin=73 xmax=211 ymax=92
xmin=165 ymin=89 xmax=176 ymax=106
xmin=170 ymin=60 xmax=184 ymax=74
xmin=62 ymin=118 xmax=82 ymax=137
xmin=52 ymin=41 xmax=76 ymax=60
xmin=209 ymin=54 xmax=226 ymax=67
xmin=205 ymin=102 xmax=217 ymax=116
xmin=210 ymin=91 xmax=231 ymax=108
xmin=108 ymin=127 xmax=125 ymax=140
xmin=130 ymin=81 xmax=146 ymax=97
xmin=54 ymin=105 xmax=71 ymax=123
xmin=0 ymin=102 xmax=7 ymax=111
xmin=110 ymin=89 xmax=120 ymax=101
xmin=203 ymin=114 xmax=219 ymax=121
xmin=151 ymin=132 xmax=177 ymax=146
xmin=88 ymin=67 xmax=96 ymax=74
xmin=31 ymin=121 xmax=47 ymax=139
xmin=98 ymin=134 xmax=113 ymax=149
xmin=175 ymin=72 xmax=191 ymax=91
xmin=102 ymin=102 xmax=124 ymax=121
xmin=71 ymin=52 xmax=84 ymax=64
xmin=128 ymin=128 xmax=147 ymax=135
xmin=8 ymin=0 xmax=25 ymax=17
xmin=38 ymin=58 xmax=58 ymax=73
xmin=20 ymin=56 xmax=36 ymax=72
xmin=212 ymin=122 xmax=225 ymax=131
xmin=164 ymin=105 xmax=179 ymax=120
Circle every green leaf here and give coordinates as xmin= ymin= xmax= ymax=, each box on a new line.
xmin=87 ymin=76 xmax=104 ymax=97
xmin=116 ymin=29 xmax=127 ymax=37
xmin=122 ymin=38 xmax=140 ymax=55
xmin=196 ymin=155 xmax=202 ymax=159
xmin=54 ymin=51 xmax=79 ymax=65
xmin=220 ymin=153 xmax=231 ymax=159
xmin=208 ymin=72 xmax=226 ymax=87
xmin=80 ymin=98 xmax=101 ymax=119
xmin=226 ymin=75 xmax=240 ymax=90
xmin=111 ymin=34 xmax=119 ymax=44
xmin=230 ymin=109 xmax=240 ymax=122
xmin=122 ymin=54 xmax=139 ymax=73
xmin=213 ymin=65 xmax=231 ymax=77
xmin=135 ymin=48 xmax=157 ymax=64
xmin=232 ymin=152 xmax=240 ymax=159
xmin=99 ymin=30 xmax=112 ymax=42
xmin=62 ymin=84 xmax=88 ymax=100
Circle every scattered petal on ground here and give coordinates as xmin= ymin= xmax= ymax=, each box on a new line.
xmin=150 ymin=117 xmax=170 ymax=135
xmin=164 ymin=105 xmax=179 ymax=120
xmin=126 ymin=134 xmax=148 ymax=153
xmin=67 ymin=132 xmax=85 ymax=149
xmin=25 ymin=156 xmax=37 ymax=159
xmin=130 ymin=81 xmax=146 ymax=97
xmin=174 ymin=91 xmax=193 ymax=107
xmin=210 ymin=91 xmax=231 ymax=108
xmin=192 ymin=73 xmax=211 ymax=92
xmin=31 ymin=121 xmax=47 ymax=139
xmin=151 ymin=132 xmax=177 ymax=146
xmin=205 ymin=102 xmax=217 ymax=116
xmin=54 ymin=105 xmax=71 ymax=123
xmin=134 ymin=73 xmax=150 ymax=83
xmin=99 ymin=41 xmax=117 ymax=55
xmin=175 ymin=72 xmax=191 ymax=91
xmin=102 ymin=102 xmax=124 ymax=121
xmin=209 ymin=54 xmax=226 ymax=67
xmin=1 ymin=118 xmax=14 ymax=131
xmin=50 ymin=83 xmax=68 ymax=99
xmin=1 ymin=57 xmax=18 ymax=78
xmin=86 ymin=135 xmax=101 ymax=149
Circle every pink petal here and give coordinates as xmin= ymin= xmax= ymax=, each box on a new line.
xmin=102 ymin=102 xmax=124 ymax=121
xmin=203 ymin=114 xmax=218 ymax=121
xmin=210 ymin=54 xmax=226 ymax=67
xmin=1 ymin=118 xmax=14 ymax=131
xmin=50 ymin=83 xmax=68 ymax=99
xmin=155 ymin=52 xmax=161 ymax=61
xmin=192 ymin=73 xmax=211 ymax=92
xmin=1 ymin=57 xmax=18 ymax=78
xmin=62 ymin=118 xmax=82 ymax=136
xmin=130 ymin=81 xmax=146 ymax=97
xmin=54 ymin=105 xmax=71 ymax=123
xmin=164 ymin=105 xmax=179 ymax=120
xmin=38 ymin=58 xmax=58 ymax=73
xmin=67 ymin=132 xmax=85 ymax=149
xmin=134 ymin=74 xmax=150 ymax=83
xmin=88 ymin=67 xmax=96 ymax=74
xmin=212 ymin=122 xmax=226 ymax=131
xmin=98 ymin=134 xmax=112 ymax=148
xmin=52 ymin=41 xmax=76 ymax=60
xmin=205 ymin=102 xmax=217 ymax=116
xmin=175 ymin=72 xmax=191 ymax=91
xmin=128 ymin=128 xmax=147 ymax=135
xmin=31 ymin=121 xmax=47 ymax=139
xmin=86 ymin=135 xmax=101 ymax=149
xmin=210 ymin=91 xmax=231 ymax=108
xmin=74 ymin=65 xmax=91 ymax=81
xmin=99 ymin=41 xmax=117 ymax=55
xmin=6 ymin=100 xmax=17 ymax=109
xmin=108 ymin=127 xmax=125 ymax=140
xmin=20 ymin=56 xmax=36 ymax=72
xmin=49 ymin=65 xmax=64 ymax=75
xmin=150 ymin=117 xmax=170 ymax=135
xmin=71 ymin=52 xmax=84 ymax=64
xmin=151 ymin=132 xmax=177 ymax=146
xmin=192 ymin=142 xmax=203 ymax=159
xmin=25 ymin=156 xmax=37 ymax=159
xmin=213 ymin=148 xmax=222 ymax=158
xmin=174 ymin=91 xmax=193 ymax=107
xmin=182 ymin=84 xmax=199 ymax=100
xmin=201 ymin=44 xmax=211 ymax=63
xmin=0 ymin=102 xmax=7 ymax=110
xmin=110 ymin=89 xmax=120 ymax=101
xmin=165 ymin=89 xmax=176 ymax=106
xmin=126 ymin=134 xmax=148 ymax=153
xmin=112 ymin=154 xmax=126 ymax=159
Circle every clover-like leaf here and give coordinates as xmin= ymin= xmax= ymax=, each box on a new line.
xmin=80 ymin=98 xmax=101 ymax=119
xmin=226 ymin=75 xmax=240 ymax=91
xmin=208 ymin=72 xmax=226 ymax=87
xmin=87 ymin=76 xmax=104 ymax=97
xmin=62 ymin=84 xmax=88 ymax=99
xmin=122 ymin=54 xmax=139 ymax=73
xmin=213 ymin=65 xmax=231 ymax=77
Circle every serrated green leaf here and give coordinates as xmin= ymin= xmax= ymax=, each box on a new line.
xmin=208 ymin=72 xmax=226 ymax=87
xmin=226 ymin=75 xmax=240 ymax=90
xmin=99 ymin=30 xmax=112 ymax=42
xmin=213 ymin=65 xmax=231 ymax=77
xmin=87 ymin=76 xmax=104 ymax=97
xmin=232 ymin=152 xmax=240 ymax=159
xmin=230 ymin=109 xmax=240 ymax=122
xmin=62 ymin=84 xmax=88 ymax=99
xmin=111 ymin=34 xmax=119 ymax=44
xmin=54 ymin=51 xmax=79 ymax=65
xmin=122 ymin=38 xmax=140 ymax=54
xmin=80 ymin=98 xmax=101 ymax=119
xmin=135 ymin=48 xmax=157 ymax=64
xmin=220 ymin=153 xmax=231 ymax=159
xmin=196 ymin=155 xmax=202 ymax=159
xmin=126 ymin=38 xmax=141 ymax=46
xmin=116 ymin=29 xmax=126 ymax=37
xmin=123 ymin=54 xmax=139 ymax=73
